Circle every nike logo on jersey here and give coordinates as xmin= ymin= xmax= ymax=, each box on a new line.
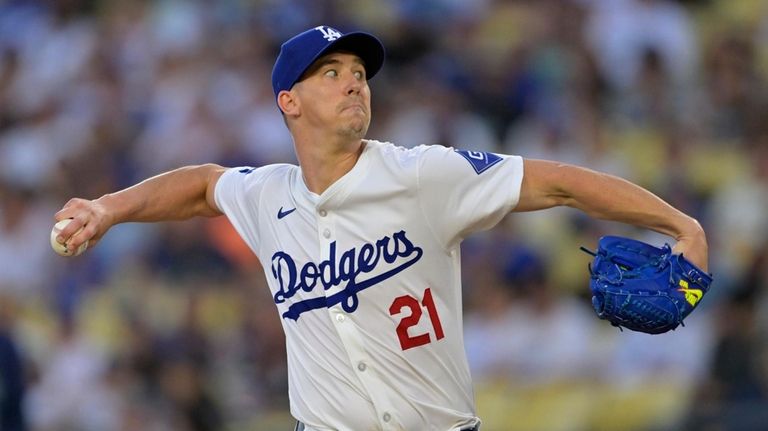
xmin=270 ymin=230 xmax=424 ymax=320
xmin=455 ymin=149 xmax=503 ymax=174
xmin=277 ymin=207 xmax=296 ymax=219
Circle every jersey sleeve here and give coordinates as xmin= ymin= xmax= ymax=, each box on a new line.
xmin=417 ymin=146 xmax=524 ymax=248
xmin=213 ymin=166 xmax=265 ymax=252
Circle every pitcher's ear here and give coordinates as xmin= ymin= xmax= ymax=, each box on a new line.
xmin=277 ymin=90 xmax=299 ymax=116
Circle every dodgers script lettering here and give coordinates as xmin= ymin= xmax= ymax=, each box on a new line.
xmin=271 ymin=230 xmax=423 ymax=320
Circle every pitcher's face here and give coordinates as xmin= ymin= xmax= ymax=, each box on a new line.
xmin=291 ymin=52 xmax=372 ymax=139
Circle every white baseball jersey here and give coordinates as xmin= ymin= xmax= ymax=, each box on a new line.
xmin=214 ymin=140 xmax=524 ymax=431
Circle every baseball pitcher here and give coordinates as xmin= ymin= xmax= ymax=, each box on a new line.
xmin=53 ymin=26 xmax=709 ymax=431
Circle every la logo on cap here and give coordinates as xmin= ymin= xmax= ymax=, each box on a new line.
xmin=271 ymin=25 xmax=385 ymax=100
xmin=315 ymin=25 xmax=342 ymax=41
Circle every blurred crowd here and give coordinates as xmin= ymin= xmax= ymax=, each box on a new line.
xmin=1 ymin=0 xmax=767 ymax=430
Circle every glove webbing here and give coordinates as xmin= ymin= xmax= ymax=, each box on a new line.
xmin=580 ymin=243 xmax=670 ymax=285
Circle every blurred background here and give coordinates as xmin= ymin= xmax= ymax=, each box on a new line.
xmin=0 ymin=0 xmax=767 ymax=430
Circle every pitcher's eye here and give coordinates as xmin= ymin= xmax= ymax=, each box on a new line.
xmin=324 ymin=69 xmax=338 ymax=77
xmin=354 ymin=70 xmax=364 ymax=80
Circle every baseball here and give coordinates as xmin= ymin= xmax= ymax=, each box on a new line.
xmin=50 ymin=218 xmax=88 ymax=257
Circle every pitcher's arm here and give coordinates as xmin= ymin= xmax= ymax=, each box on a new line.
xmin=515 ymin=159 xmax=707 ymax=271
xmin=54 ymin=164 xmax=227 ymax=252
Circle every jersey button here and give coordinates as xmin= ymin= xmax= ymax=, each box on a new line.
xmin=335 ymin=314 xmax=346 ymax=323
xmin=357 ymin=362 xmax=367 ymax=372
xmin=322 ymin=229 xmax=331 ymax=238
xmin=382 ymin=412 xmax=391 ymax=422
xmin=319 ymin=209 xmax=327 ymax=217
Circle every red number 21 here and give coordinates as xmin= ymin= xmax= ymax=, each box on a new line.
xmin=389 ymin=288 xmax=445 ymax=351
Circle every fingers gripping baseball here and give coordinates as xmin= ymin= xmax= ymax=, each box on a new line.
xmin=52 ymin=198 xmax=110 ymax=255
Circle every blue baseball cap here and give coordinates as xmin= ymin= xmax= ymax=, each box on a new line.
xmin=271 ymin=25 xmax=385 ymax=100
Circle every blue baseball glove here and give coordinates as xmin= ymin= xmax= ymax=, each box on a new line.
xmin=581 ymin=236 xmax=712 ymax=334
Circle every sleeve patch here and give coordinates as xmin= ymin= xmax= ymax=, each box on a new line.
xmin=454 ymin=150 xmax=503 ymax=174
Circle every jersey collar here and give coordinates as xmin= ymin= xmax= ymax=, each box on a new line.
xmin=293 ymin=140 xmax=372 ymax=209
